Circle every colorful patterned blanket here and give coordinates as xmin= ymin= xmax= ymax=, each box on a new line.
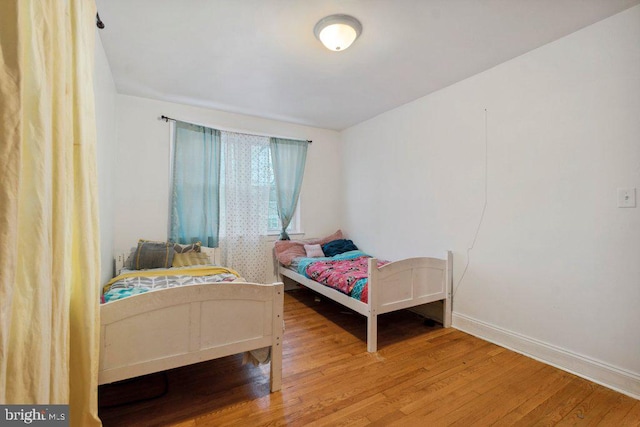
xmin=297 ymin=250 xmax=388 ymax=303
xmin=102 ymin=266 xmax=240 ymax=303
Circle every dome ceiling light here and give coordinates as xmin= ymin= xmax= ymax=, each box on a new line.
xmin=313 ymin=14 xmax=362 ymax=52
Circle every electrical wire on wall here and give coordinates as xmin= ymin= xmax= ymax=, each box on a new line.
xmin=452 ymin=108 xmax=489 ymax=304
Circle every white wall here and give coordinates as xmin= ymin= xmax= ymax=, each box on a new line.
xmin=94 ymin=32 xmax=117 ymax=284
xmin=341 ymin=6 xmax=640 ymax=396
xmin=113 ymin=95 xmax=343 ymax=273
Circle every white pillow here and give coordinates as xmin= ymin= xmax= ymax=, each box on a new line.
xmin=304 ymin=244 xmax=325 ymax=258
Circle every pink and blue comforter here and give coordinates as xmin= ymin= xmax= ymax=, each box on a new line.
xmin=296 ymin=250 xmax=388 ymax=303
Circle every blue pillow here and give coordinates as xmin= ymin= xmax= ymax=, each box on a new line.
xmin=322 ymin=239 xmax=359 ymax=257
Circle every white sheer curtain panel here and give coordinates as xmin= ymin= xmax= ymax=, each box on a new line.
xmin=219 ymin=132 xmax=271 ymax=283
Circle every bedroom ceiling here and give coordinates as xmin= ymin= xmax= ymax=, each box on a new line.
xmin=96 ymin=0 xmax=639 ymax=131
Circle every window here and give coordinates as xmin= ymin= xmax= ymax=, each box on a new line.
xmin=171 ymin=123 xmax=306 ymax=282
xmin=248 ymin=141 xmax=299 ymax=234
xmin=170 ymin=122 xmax=302 ymax=247
xmin=268 ymin=188 xmax=300 ymax=234
xmin=218 ymin=133 xmax=300 ymax=236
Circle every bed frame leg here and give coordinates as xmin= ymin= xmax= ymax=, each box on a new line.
xmin=443 ymin=297 xmax=452 ymax=328
xmin=444 ymin=250 xmax=453 ymax=328
xmin=270 ymin=283 xmax=284 ymax=392
xmin=270 ymin=343 xmax=282 ymax=392
xmin=367 ymin=258 xmax=379 ymax=353
xmin=367 ymin=313 xmax=377 ymax=353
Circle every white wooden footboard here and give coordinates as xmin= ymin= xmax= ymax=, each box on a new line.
xmin=279 ymin=251 xmax=452 ymax=353
xmin=99 ymin=281 xmax=284 ymax=392
xmin=367 ymin=252 xmax=452 ymax=352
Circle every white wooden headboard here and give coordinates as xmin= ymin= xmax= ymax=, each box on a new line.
xmin=114 ymin=246 xmax=222 ymax=277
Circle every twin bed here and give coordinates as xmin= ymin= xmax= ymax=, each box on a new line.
xmin=98 ymin=235 xmax=452 ymax=395
xmin=98 ymin=246 xmax=284 ymax=392
xmin=275 ymin=232 xmax=452 ymax=352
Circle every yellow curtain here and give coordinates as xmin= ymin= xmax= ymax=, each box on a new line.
xmin=0 ymin=1 xmax=101 ymax=425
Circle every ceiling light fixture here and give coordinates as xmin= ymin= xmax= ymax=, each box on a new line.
xmin=313 ymin=14 xmax=362 ymax=52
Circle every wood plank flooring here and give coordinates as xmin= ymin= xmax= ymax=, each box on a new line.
xmin=99 ymin=288 xmax=639 ymax=426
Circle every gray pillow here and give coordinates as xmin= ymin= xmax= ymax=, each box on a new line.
xmin=133 ymin=240 xmax=174 ymax=270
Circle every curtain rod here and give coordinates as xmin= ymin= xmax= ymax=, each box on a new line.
xmin=160 ymin=115 xmax=312 ymax=143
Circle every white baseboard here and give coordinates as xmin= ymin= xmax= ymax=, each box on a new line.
xmin=452 ymin=312 xmax=640 ymax=400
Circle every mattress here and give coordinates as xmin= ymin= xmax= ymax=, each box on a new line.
xmin=102 ymin=265 xmax=240 ymax=303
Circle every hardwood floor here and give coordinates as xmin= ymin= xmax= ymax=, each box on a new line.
xmin=99 ymin=288 xmax=639 ymax=426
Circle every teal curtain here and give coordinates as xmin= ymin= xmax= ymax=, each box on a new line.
xmin=269 ymin=138 xmax=308 ymax=240
xmin=170 ymin=121 xmax=221 ymax=247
